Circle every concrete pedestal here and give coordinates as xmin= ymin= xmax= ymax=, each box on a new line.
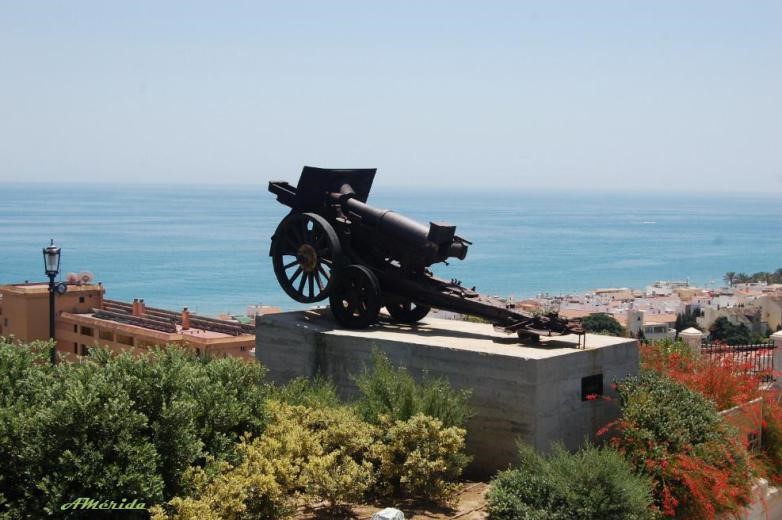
xmin=256 ymin=309 xmax=639 ymax=476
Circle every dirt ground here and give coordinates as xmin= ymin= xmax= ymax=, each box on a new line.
xmin=296 ymin=482 xmax=489 ymax=520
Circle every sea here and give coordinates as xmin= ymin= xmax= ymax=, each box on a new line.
xmin=1 ymin=183 xmax=781 ymax=317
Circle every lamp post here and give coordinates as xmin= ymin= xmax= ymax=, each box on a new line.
xmin=42 ymin=239 xmax=61 ymax=365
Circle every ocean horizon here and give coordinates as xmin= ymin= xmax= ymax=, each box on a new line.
xmin=2 ymin=182 xmax=781 ymax=317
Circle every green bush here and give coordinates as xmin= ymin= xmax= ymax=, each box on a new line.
xmin=0 ymin=341 xmax=269 ymax=518
xmin=617 ymin=372 xmax=724 ymax=453
xmin=354 ymin=350 xmax=472 ymax=428
xmin=613 ymin=372 xmax=753 ymax=518
xmin=86 ymin=347 xmax=269 ymax=495
xmin=1 ymin=341 xmax=474 ymax=517
xmin=271 ymin=375 xmax=341 ymax=409
xmin=369 ymin=414 xmax=470 ymax=502
xmin=155 ymin=404 xmax=472 ymax=518
xmin=152 ymin=401 xmax=377 ymax=519
xmin=645 ymin=338 xmax=693 ymax=359
xmin=487 ymin=443 xmax=655 ymax=520
xmin=0 ymin=341 xmax=162 ymax=519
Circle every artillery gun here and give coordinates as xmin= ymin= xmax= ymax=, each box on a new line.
xmin=268 ymin=167 xmax=583 ymax=343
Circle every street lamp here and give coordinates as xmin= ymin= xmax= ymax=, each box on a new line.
xmin=42 ymin=239 xmax=61 ymax=365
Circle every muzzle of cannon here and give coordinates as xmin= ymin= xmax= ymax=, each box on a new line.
xmin=268 ymin=166 xmax=583 ymax=343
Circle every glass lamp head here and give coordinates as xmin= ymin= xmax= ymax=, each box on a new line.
xmin=43 ymin=239 xmax=61 ymax=277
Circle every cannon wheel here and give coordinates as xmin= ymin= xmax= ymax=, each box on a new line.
xmin=329 ymin=265 xmax=381 ymax=328
xmin=385 ymin=298 xmax=431 ymax=324
xmin=271 ymin=212 xmax=342 ymax=303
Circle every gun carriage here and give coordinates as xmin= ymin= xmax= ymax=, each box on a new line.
xmin=268 ymin=167 xmax=583 ymax=343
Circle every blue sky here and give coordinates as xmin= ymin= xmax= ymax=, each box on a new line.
xmin=1 ymin=1 xmax=780 ymax=192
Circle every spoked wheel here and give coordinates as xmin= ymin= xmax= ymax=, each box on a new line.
xmin=329 ymin=265 xmax=381 ymax=329
xmin=271 ymin=212 xmax=342 ymax=303
xmin=385 ymin=298 xmax=431 ymax=324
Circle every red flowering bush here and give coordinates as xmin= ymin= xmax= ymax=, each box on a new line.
xmin=607 ymin=373 xmax=753 ymax=519
xmin=640 ymin=340 xmax=782 ymax=483
xmin=639 ymin=340 xmax=759 ymax=411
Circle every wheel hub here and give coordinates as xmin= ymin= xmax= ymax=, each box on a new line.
xmin=297 ymin=244 xmax=318 ymax=272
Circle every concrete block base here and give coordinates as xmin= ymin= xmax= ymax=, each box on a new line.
xmin=256 ymin=309 xmax=639 ymax=476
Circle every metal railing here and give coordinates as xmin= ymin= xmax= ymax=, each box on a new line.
xmin=700 ymin=341 xmax=776 ymax=382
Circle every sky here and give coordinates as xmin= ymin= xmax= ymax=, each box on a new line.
xmin=0 ymin=1 xmax=780 ymax=192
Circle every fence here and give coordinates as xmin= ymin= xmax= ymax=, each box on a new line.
xmin=700 ymin=341 xmax=776 ymax=382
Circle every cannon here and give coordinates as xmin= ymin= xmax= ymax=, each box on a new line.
xmin=268 ymin=167 xmax=583 ymax=343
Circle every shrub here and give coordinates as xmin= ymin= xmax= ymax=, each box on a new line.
xmin=640 ymin=341 xmax=760 ymax=412
xmin=608 ymin=372 xmax=753 ymax=518
xmin=487 ymin=443 xmax=655 ymax=520
xmin=152 ymin=401 xmax=377 ymax=519
xmin=640 ymin=339 xmax=782 ymax=510
xmin=0 ymin=341 xmax=163 ymax=519
xmin=298 ymin=403 xmax=376 ymax=505
xmin=1 ymin=341 xmax=474 ymax=516
xmin=271 ymin=375 xmax=341 ymax=409
xmin=640 ymin=339 xmax=693 ymax=369
xmin=618 ymin=372 xmax=724 ymax=450
xmin=85 ymin=347 xmax=269 ymax=495
xmin=0 ymin=341 xmax=270 ymax=517
xmin=354 ymin=350 xmax=472 ymax=428
xmin=150 ymin=444 xmax=295 ymax=520
xmin=0 ymin=339 xmax=52 ymax=404
xmin=369 ymin=414 xmax=470 ymax=502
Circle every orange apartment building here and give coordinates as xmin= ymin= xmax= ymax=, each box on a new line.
xmin=0 ymin=282 xmax=256 ymax=361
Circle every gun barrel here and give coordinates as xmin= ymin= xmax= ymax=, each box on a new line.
xmin=339 ymin=195 xmax=468 ymax=261
xmin=342 ymin=197 xmax=430 ymax=244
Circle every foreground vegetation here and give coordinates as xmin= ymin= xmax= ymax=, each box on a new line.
xmin=0 ymin=341 xmax=471 ymax=519
xmin=3 ymin=336 xmax=780 ymax=519
xmin=0 ymin=341 xmax=268 ymax=518
xmin=610 ymin=340 xmax=782 ymax=518
xmin=488 ymin=339 xmax=782 ymax=520
xmin=488 ymin=443 xmax=654 ymax=520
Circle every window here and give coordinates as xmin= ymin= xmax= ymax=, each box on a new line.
xmin=240 ymin=346 xmax=246 ymax=352
xmin=116 ymin=334 xmax=134 ymax=346
xmin=98 ymin=329 xmax=113 ymax=342
xmin=581 ymin=374 xmax=604 ymax=401
xmin=79 ymin=296 xmax=85 ymax=303
xmin=73 ymin=342 xmax=78 ymax=353
xmin=79 ymin=344 xmax=88 ymax=356
xmin=73 ymin=324 xmax=78 ymax=333
xmin=80 ymin=326 xmax=93 ymax=337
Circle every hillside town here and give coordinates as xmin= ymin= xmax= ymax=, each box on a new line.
xmin=433 ymin=279 xmax=782 ymax=343
xmin=543 ymin=280 xmax=782 ymax=341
